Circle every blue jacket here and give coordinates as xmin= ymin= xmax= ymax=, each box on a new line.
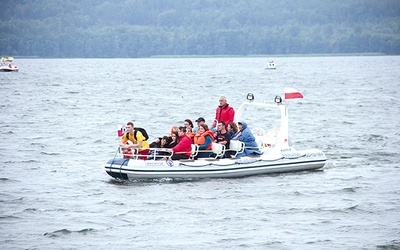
xmin=237 ymin=121 xmax=261 ymax=157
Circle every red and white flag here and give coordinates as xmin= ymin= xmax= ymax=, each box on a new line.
xmin=284 ymin=87 xmax=303 ymax=99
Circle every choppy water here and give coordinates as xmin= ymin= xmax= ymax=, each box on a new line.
xmin=0 ymin=56 xmax=399 ymax=249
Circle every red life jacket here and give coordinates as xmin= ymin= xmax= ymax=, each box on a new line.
xmin=214 ymin=104 xmax=235 ymax=128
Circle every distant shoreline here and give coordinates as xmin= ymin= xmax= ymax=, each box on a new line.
xmin=151 ymin=53 xmax=387 ymax=58
xmin=6 ymin=53 xmax=388 ymax=59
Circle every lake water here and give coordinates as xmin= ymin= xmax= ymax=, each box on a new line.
xmin=0 ymin=56 xmax=399 ymax=249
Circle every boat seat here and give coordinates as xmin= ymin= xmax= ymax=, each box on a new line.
xmin=229 ymin=140 xmax=245 ymax=158
xmin=211 ymin=142 xmax=226 ymax=159
xmin=190 ymin=144 xmax=199 ymax=160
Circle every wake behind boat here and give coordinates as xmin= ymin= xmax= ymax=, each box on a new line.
xmin=105 ymin=88 xmax=326 ymax=180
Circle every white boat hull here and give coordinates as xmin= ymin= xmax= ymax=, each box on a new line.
xmin=0 ymin=66 xmax=19 ymax=72
xmin=105 ymin=149 xmax=326 ymax=180
xmin=266 ymin=61 xmax=276 ymax=69
xmin=105 ymin=93 xmax=327 ymax=181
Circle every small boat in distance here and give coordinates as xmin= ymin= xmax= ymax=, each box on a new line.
xmin=104 ymin=88 xmax=327 ymax=181
xmin=266 ymin=60 xmax=276 ymax=69
xmin=0 ymin=57 xmax=19 ymax=72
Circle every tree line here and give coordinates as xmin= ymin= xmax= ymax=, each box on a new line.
xmin=0 ymin=0 xmax=399 ymax=58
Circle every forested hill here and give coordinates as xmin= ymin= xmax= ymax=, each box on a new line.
xmin=1 ymin=0 xmax=399 ymax=58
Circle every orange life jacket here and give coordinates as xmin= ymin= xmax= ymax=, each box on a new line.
xmin=194 ymin=131 xmax=215 ymax=150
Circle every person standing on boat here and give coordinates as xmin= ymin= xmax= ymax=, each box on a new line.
xmin=194 ymin=124 xmax=215 ymax=158
xmin=169 ymin=126 xmax=192 ymax=160
xmin=214 ymin=121 xmax=231 ymax=158
xmin=119 ymin=122 xmax=150 ymax=160
xmin=211 ymin=96 xmax=235 ymax=130
xmin=232 ymin=121 xmax=261 ymax=157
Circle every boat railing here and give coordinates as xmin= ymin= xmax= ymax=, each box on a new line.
xmin=118 ymin=146 xmax=137 ymax=159
xmin=172 ymin=143 xmax=258 ymax=159
xmin=118 ymin=142 xmax=262 ymax=160
xmin=119 ymin=146 xmax=174 ymax=160
xmin=147 ymin=148 xmax=174 ymax=160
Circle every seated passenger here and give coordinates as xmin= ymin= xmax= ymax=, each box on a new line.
xmin=168 ymin=126 xmax=192 ymax=160
xmin=166 ymin=131 xmax=179 ymax=148
xmin=214 ymin=121 xmax=231 ymax=158
xmin=149 ymin=125 xmax=179 ymax=155
xmin=193 ymin=117 xmax=205 ymax=133
xmin=150 ymin=125 xmax=178 ymax=148
xmin=170 ymin=125 xmax=178 ymax=134
xmin=167 ymin=125 xmax=179 ymax=141
xmin=148 ymin=136 xmax=171 ymax=159
xmin=184 ymin=119 xmax=194 ymax=131
xmin=149 ymin=137 xmax=163 ymax=148
xmin=228 ymin=121 xmax=239 ymax=140
xmin=232 ymin=121 xmax=262 ymax=157
xmin=194 ymin=124 xmax=215 ymax=158
xmin=186 ymin=126 xmax=195 ymax=143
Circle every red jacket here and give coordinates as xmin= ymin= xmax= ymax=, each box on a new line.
xmin=172 ymin=134 xmax=192 ymax=157
xmin=212 ymin=104 xmax=235 ymax=128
